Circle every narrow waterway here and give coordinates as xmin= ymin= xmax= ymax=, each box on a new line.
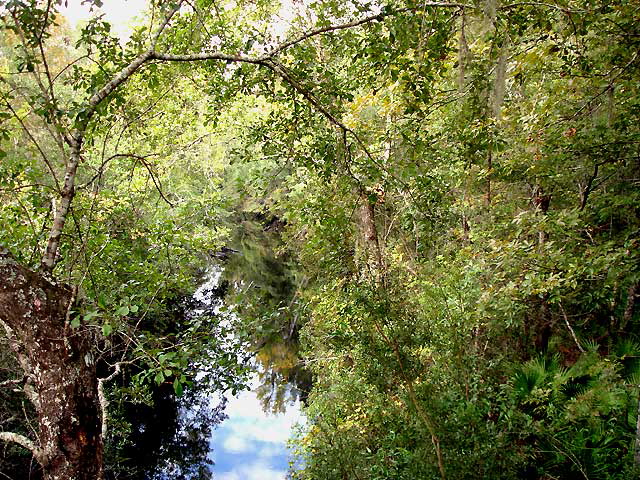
xmin=208 ymin=373 xmax=305 ymax=479
xmin=193 ymin=265 xmax=306 ymax=480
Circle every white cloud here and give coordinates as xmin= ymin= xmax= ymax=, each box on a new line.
xmin=212 ymin=371 xmax=306 ymax=445
xmin=222 ymin=434 xmax=252 ymax=454
xmin=225 ymin=417 xmax=296 ymax=445
xmin=219 ymin=388 xmax=305 ymax=446
xmin=258 ymin=443 xmax=285 ymax=458
xmin=224 ymin=386 xmax=265 ymax=418
xmin=217 ymin=461 xmax=286 ymax=480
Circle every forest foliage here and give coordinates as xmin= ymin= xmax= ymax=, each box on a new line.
xmin=0 ymin=0 xmax=639 ymax=479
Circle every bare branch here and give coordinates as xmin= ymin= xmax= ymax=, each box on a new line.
xmin=559 ymin=302 xmax=585 ymax=353
xmin=51 ymin=53 xmax=91 ymax=86
xmin=98 ymin=362 xmax=123 ymax=438
xmin=0 ymin=378 xmax=22 ymax=388
xmin=131 ymin=154 xmax=175 ymax=207
xmin=0 ymin=431 xmax=43 ymax=463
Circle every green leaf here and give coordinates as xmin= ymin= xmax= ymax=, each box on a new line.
xmin=102 ymin=323 xmax=113 ymax=336
xmin=83 ymin=310 xmax=99 ymax=322
xmin=155 ymin=371 xmax=165 ymax=385
xmin=116 ymin=305 xmax=130 ymax=316
xmin=173 ymin=378 xmax=184 ymax=396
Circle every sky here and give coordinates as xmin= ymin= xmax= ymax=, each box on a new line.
xmin=59 ymin=0 xmax=305 ymax=43
xmin=59 ymin=0 xmax=147 ymax=40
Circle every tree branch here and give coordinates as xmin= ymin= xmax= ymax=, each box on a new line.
xmin=579 ymin=162 xmax=600 ymax=211
xmin=151 ymin=51 xmax=267 ymax=64
xmin=97 ymin=362 xmax=123 ymax=439
xmin=621 ymin=283 xmax=638 ymax=332
xmin=0 ymin=431 xmax=43 ymax=463
xmin=84 ymin=51 xmax=155 ymax=125
xmin=266 ymin=4 xmax=473 ymax=58
xmin=265 ymin=11 xmax=388 ymax=57
xmin=132 ymin=154 xmax=175 ymax=207
xmin=150 ymin=0 xmax=186 ymax=49
xmin=40 ymin=139 xmax=82 ymax=272
xmin=40 ymin=9 xmax=431 ymax=269
xmin=0 ymin=378 xmax=23 ymax=388
xmin=559 ymin=302 xmax=585 ymax=353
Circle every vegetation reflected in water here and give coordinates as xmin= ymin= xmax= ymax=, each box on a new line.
xmin=220 ymin=214 xmax=312 ymax=414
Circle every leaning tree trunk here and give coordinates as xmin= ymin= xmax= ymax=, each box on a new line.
xmin=0 ymin=254 xmax=103 ymax=480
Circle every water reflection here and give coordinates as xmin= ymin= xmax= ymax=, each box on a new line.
xmin=219 ymin=216 xmax=312 ymax=410
xmin=196 ymin=215 xmax=310 ymax=479
xmin=208 ymin=373 xmax=305 ymax=480
xmin=255 ymin=343 xmax=311 ymax=414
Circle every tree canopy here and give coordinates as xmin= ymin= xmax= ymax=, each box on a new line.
xmin=0 ymin=0 xmax=639 ymax=479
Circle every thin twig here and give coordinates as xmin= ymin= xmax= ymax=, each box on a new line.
xmin=0 ymin=93 xmax=61 ymax=192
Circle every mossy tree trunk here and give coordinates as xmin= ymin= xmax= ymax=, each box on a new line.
xmin=0 ymin=255 xmax=103 ymax=480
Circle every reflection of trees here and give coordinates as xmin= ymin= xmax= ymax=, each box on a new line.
xmin=255 ymin=343 xmax=313 ymax=414
xmin=104 ymin=284 xmax=235 ymax=480
xmin=105 ymin=385 xmax=227 ymax=480
xmin=221 ymin=215 xmax=312 ymax=412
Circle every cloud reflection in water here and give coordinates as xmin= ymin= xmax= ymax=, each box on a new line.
xmin=209 ymin=375 xmax=305 ymax=480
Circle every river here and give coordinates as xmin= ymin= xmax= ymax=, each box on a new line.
xmin=193 ymin=265 xmax=306 ymax=480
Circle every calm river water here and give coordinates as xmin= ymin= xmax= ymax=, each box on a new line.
xmin=194 ymin=267 xmax=306 ymax=480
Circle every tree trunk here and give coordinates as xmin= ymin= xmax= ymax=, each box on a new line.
xmin=532 ymin=187 xmax=553 ymax=351
xmin=358 ymin=191 xmax=383 ymax=280
xmin=532 ymin=185 xmax=551 ymax=247
xmin=0 ymin=254 xmax=103 ymax=480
